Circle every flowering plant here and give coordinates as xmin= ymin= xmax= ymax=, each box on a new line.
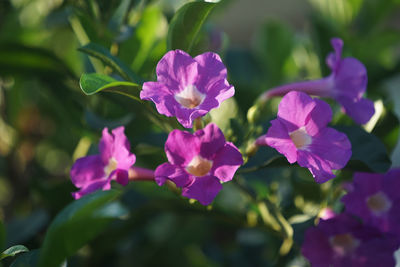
xmin=2 ymin=1 xmax=400 ymax=266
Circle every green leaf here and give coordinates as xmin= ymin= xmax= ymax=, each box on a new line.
xmin=337 ymin=126 xmax=392 ymax=173
xmin=0 ymin=245 xmax=29 ymax=260
xmin=131 ymin=5 xmax=166 ymax=71
xmin=80 ymin=73 xmax=141 ymax=101
xmin=167 ymin=1 xmax=219 ymax=52
xmin=257 ymin=21 xmax=294 ymax=86
xmin=38 ymin=190 xmax=126 ymax=267
xmin=78 ymin=43 xmax=143 ymax=83
xmin=0 ymin=43 xmax=76 ymax=79
xmin=108 ymin=0 xmax=132 ymax=32
xmin=10 ymin=250 xmax=39 ymax=267
xmin=0 ymin=221 xmax=5 ymax=251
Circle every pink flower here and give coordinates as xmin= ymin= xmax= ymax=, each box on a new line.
xmin=155 ymin=123 xmax=243 ymax=205
xmin=140 ymin=50 xmax=235 ymax=128
xmin=256 ymin=91 xmax=351 ymax=183
xmin=302 ymin=214 xmax=399 ymax=267
xmin=261 ymin=38 xmax=374 ymax=124
xmin=342 ymin=169 xmax=400 ymax=238
xmin=70 ymin=127 xmax=136 ymax=199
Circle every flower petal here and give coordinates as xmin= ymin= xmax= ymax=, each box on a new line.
xmin=181 ymin=175 xmax=222 ymax=205
xmin=140 ymin=82 xmax=177 ymax=118
xmin=211 ymin=142 xmax=243 ymax=182
xmin=165 ymin=129 xmax=200 ymax=166
xmin=111 ymin=127 xmax=136 ymax=170
xmin=194 ymin=52 xmax=227 ymax=92
xmin=195 ymin=123 xmax=226 ymax=159
xmin=71 ymin=177 xmax=111 ymax=199
xmin=99 ymin=127 xmax=114 ymax=164
xmin=301 ymin=227 xmax=334 ymax=266
xmin=174 ymin=106 xmax=208 ymax=128
xmin=156 ymin=50 xmax=199 ymax=89
xmin=154 ymin=162 xmax=193 ymax=187
xmin=263 ymin=119 xmax=297 ymax=164
xmin=114 ymin=169 xmax=129 ymax=186
xmin=326 ymin=37 xmax=343 ymax=72
xmin=338 ymin=97 xmax=375 ymax=124
xmin=308 ymin=127 xmax=352 ymax=170
xmin=297 ymin=150 xmax=336 ymax=183
xmin=334 ymin=58 xmax=367 ymax=99
xmin=305 ymin=98 xmax=333 ymax=136
xmin=277 ymin=91 xmax=316 ymax=131
xmin=70 ymin=155 xmax=105 ymax=188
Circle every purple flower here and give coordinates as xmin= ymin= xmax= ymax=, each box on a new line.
xmin=341 ymin=169 xmax=400 ymax=237
xmin=261 ymin=38 xmax=375 ymax=124
xmin=70 ymin=127 xmax=136 ymax=199
xmin=155 ymin=123 xmax=243 ymax=205
xmin=302 ymin=214 xmax=399 ymax=267
xmin=140 ymin=50 xmax=234 ymax=128
xmin=256 ymin=91 xmax=351 ymax=183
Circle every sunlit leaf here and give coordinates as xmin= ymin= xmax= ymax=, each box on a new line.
xmin=167 ymin=1 xmax=219 ymax=52
xmin=0 ymin=245 xmax=28 ymax=260
xmin=80 ymin=73 xmax=141 ymax=101
xmin=78 ymin=43 xmax=143 ymax=83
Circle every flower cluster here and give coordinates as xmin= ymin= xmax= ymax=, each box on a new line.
xmin=71 ymin=50 xmax=242 ymax=205
xmin=71 ymin=40 xmax=374 ymax=213
xmin=302 ymin=169 xmax=400 ymax=266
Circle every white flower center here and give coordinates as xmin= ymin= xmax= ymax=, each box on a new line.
xmin=174 ymin=85 xmax=205 ymax=109
xmin=104 ymin=157 xmax=118 ymax=177
xmin=186 ymin=155 xmax=213 ymax=177
xmin=289 ymin=127 xmax=312 ymax=149
xmin=329 ymin=233 xmax=360 ymax=256
xmin=366 ymin=191 xmax=392 ymax=216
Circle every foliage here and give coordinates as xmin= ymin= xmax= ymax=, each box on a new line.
xmin=0 ymin=0 xmax=399 ymax=266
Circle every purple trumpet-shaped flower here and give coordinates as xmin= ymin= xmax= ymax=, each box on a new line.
xmin=261 ymin=38 xmax=375 ymax=124
xmin=70 ymin=127 xmax=136 ymax=199
xmin=302 ymin=213 xmax=399 ymax=267
xmin=341 ymin=169 xmax=400 ymax=237
xmin=140 ymin=50 xmax=235 ymax=128
xmin=256 ymin=91 xmax=351 ymax=183
xmin=155 ymin=123 xmax=243 ymax=205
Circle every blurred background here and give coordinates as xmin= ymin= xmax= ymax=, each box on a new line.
xmin=0 ymin=0 xmax=400 ymax=266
